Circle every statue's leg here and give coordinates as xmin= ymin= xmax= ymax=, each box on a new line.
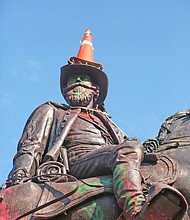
xmin=112 ymin=138 xmax=145 ymax=219
xmin=69 ymin=145 xmax=116 ymax=178
xmin=112 ymin=139 xmax=188 ymax=220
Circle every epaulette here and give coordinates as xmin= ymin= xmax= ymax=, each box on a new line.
xmin=46 ymin=101 xmax=70 ymax=110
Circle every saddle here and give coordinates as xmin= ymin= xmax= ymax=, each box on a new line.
xmin=0 ymin=156 xmax=178 ymax=219
xmin=33 ymin=175 xmax=113 ymax=219
xmin=0 ymin=175 xmax=113 ymax=219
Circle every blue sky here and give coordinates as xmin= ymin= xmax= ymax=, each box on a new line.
xmin=1 ymin=0 xmax=190 ymax=185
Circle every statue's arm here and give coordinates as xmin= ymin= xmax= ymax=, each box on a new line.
xmin=8 ymin=103 xmax=54 ymax=185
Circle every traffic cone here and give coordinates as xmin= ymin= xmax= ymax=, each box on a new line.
xmin=77 ymin=29 xmax=94 ymax=62
xmin=70 ymin=29 xmax=102 ymax=69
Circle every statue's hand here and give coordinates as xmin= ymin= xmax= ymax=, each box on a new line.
xmin=11 ymin=169 xmax=28 ymax=185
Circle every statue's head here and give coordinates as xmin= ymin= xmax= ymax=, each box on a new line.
xmin=60 ymin=30 xmax=108 ymax=108
xmin=62 ymin=73 xmax=98 ymax=108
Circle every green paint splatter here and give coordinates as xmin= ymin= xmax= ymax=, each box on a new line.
xmin=100 ymin=177 xmax=113 ymax=186
xmin=82 ymin=179 xmax=100 ymax=186
xmin=72 ymin=181 xmax=101 ymax=194
xmin=78 ymin=201 xmax=104 ymax=220
xmin=93 ymin=203 xmax=104 ymax=220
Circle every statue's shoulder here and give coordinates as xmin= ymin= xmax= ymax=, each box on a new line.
xmin=30 ymin=101 xmax=69 ymax=117
xmin=46 ymin=101 xmax=69 ymax=110
xmin=36 ymin=101 xmax=69 ymax=111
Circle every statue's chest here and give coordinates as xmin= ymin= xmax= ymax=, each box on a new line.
xmin=65 ymin=115 xmax=109 ymax=146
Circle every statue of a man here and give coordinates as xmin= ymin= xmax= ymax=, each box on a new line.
xmin=7 ymin=30 xmax=187 ymax=219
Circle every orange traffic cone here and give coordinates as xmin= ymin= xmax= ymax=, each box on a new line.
xmin=70 ymin=29 xmax=102 ymax=69
xmin=77 ymin=29 xmax=94 ymax=62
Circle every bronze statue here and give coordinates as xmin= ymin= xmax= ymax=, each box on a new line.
xmin=0 ymin=30 xmax=188 ymax=220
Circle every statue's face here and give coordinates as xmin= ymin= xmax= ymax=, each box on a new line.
xmin=64 ymin=73 xmax=98 ymax=107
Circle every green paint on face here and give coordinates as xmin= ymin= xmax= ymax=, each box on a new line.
xmin=72 ymin=87 xmax=86 ymax=98
xmin=67 ymin=74 xmax=92 ymax=86
xmin=65 ymin=73 xmax=96 ymax=107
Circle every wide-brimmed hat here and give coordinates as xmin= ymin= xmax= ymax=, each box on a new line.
xmin=60 ymin=30 xmax=108 ymax=105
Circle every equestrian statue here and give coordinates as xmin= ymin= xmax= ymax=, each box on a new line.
xmin=0 ymin=30 xmax=189 ymax=220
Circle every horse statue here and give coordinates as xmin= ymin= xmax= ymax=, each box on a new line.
xmin=1 ymin=109 xmax=190 ymax=220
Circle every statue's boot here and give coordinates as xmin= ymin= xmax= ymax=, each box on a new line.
xmin=112 ymin=139 xmax=187 ymax=220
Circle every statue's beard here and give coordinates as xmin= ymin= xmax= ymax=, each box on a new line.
xmin=65 ymin=86 xmax=95 ymax=107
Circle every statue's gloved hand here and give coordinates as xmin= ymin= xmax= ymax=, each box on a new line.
xmin=11 ymin=169 xmax=28 ymax=185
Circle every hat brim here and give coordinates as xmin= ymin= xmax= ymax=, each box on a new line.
xmin=60 ymin=64 xmax=108 ymax=105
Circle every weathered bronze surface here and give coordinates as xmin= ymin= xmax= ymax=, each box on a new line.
xmin=0 ymin=30 xmax=189 ymax=219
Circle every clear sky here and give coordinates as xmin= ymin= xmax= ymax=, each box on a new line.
xmin=1 ymin=0 xmax=190 ymax=185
